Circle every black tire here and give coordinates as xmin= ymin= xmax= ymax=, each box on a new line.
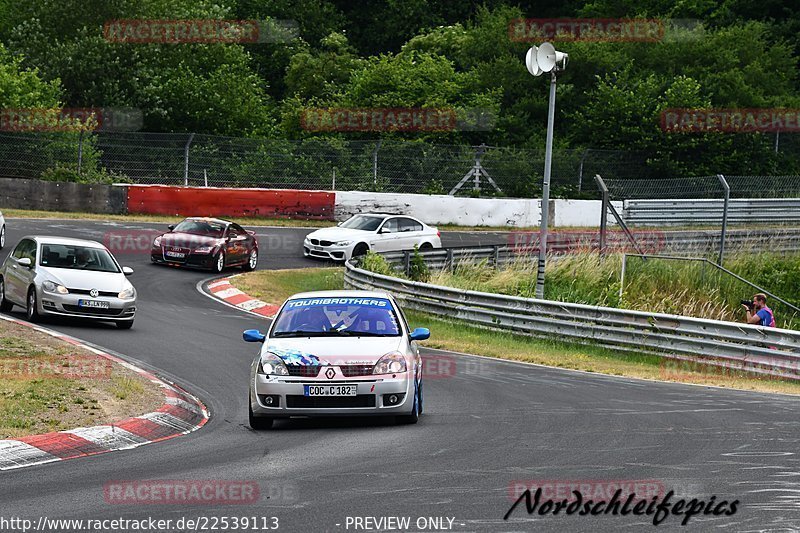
xmin=397 ymin=382 xmax=421 ymax=425
xmin=212 ymin=250 xmax=225 ymax=273
xmin=116 ymin=320 xmax=134 ymax=329
xmin=0 ymin=277 xmax=12 ymax=312
xmin=26 ymin=287 xmax=40 ymax=323
xmin=419 ymin=242 xmax=433 ymax=251
xmin=0 ymin=224 xmax=5 ymax=250
xmin=351 ymin=243 xmax=369 ymax=258
xmin=242 ymin=248 xmax=258 ymax=271
xmin=249 ymin=401 xmax=274 ymax=430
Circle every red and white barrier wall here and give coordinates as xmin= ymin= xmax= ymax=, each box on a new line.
xmin=122 ymin=185 xmax=615 ymax=227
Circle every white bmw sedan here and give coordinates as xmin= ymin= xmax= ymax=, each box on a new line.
xmin=245 ymin=290 xmax=430 ymax=429
xmin=303 ymin=213 xmax=441 ymax=261
xmin=0 ymin=236 xmax=137 ymax=328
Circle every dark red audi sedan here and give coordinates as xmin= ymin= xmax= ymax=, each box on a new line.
xmin=150 ymin=217 xmax=259 ymax=272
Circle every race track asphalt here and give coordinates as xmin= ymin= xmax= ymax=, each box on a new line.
xmin=0 ymin=218 xmax=798 ymax=532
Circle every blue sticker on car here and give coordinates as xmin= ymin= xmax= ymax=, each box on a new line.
xmin=268 ymin=347 xmax=326 ymax=366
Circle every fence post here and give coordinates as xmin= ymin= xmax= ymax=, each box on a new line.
xmin=716 ymin=174 xmax=730 ymax=266
xmin=446 ymin=248 xmax=454 ymax=273
xmin=595 ymin=174 xmax=608 ymax=256
xmin=77 ymin=130 xmax=84 ymax=176
xmin=372 ymin=140 xmax=382 ymax=191
xmin=183 ymin=133 xmax=195 ymax=186
xmin=403 ymin=250 xmax=411 ymax=276
xmin=492 ymin=245 xmax=499 ymax=268
xmin=577 ymin=148 xmax=589 ymax=193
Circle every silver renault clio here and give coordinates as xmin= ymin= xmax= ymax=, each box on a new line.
xmin=0 ymin=236 xmax=137 ymax=328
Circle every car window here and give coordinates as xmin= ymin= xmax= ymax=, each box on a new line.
xmin=399 ymin=218 xmax=423 ymax=232
xmin=226 ymin=225 xmax=239 ymax=238
xmin=381 ymin=219 xmax=399 ymax=233
xmin=231 ymin=223 xmax=246 ymax=235
xmin=173 ymin=219 xmax=225 ymax=238
xmin=272 ymin=297 xmax=401 ymax=337
xmin=339 ymin=215 xmax=385 ymax=231
xmin=12 ymin=239 xmax=32 ymax=260
xmin=39 ymin=244 xmax=120 ymax=273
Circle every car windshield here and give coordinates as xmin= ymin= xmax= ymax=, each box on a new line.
xmin=172 ymin=219 xmax=225 ymax=238
xmin=339 ymin=215 xmax=386 ymax=231
xmin=272 ymin=297 xmax=401 ymax=337
xmin=39 ymin=244 xmax=120 ymax=273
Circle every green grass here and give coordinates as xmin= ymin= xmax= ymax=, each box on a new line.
xmin=424 ymin=251 xmax=800 ymax=330
xmin=230 ymin=266 xmax=800 ymax=395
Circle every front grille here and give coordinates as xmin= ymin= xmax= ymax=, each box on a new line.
xmin=286 ymin=365 xmax=321 ymax=377
xmin=309 ymin=239 xmax=319 ymax=245
xmin=286 ymin=395 xmax=376 ymax=408
xmin=319 ymin=240 xmax=333 ymax=247
xmin=340 ymin=365 xmax=374 ymax=377
xmin=62 ymin=305 xmax=123 ymax=316
xmin=68 ymin=289 xmax=118 ymax=297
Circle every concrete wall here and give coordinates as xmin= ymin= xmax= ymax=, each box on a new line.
xmin=0 ymin=178 xmax=625 ymax=228
xmin=0 ymin=178 xmax=126 ymax=214
xmin=335 ymin=191 xmax=541 ymax=227
xmin=553 ymin=199 xmax=622 ymax=227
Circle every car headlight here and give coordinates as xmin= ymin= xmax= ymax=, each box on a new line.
xmin=373 ymin=351 xmax=407 ymax=374
xmin=153 ymin=236 xmax=162 ymax=247
xmin=335 ymin=240 xmax=353 ymax=246
xmin=118 ymin=285 xmax=136 ymax=299
xmin=257 ymin=352 xmax=290 ymax=376
xmin=42 ymin=281 xmax=68 ymax=294
xmin=194 ymin=246 xmax=214 ymax=253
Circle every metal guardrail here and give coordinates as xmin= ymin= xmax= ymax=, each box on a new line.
xmin=623 ymin=198 xmax=800 ymax=226
xmin=344 ymin=260 xmax=800 ymax=381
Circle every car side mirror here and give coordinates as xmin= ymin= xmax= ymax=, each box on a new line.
xmin=18 ymin=258 xmax=32 ymax=268
xmin=122 ymin=266 xmax=134 ymax=276
xmin=168 ymin=224 xmax=175 ymax=231
xmin=243 ymin=329 xmax=266 ymax=343
xmin=409 ymin=327 xmax=430 ymax=341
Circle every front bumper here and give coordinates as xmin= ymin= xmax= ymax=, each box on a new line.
xmin=250 ymin=373 xmax=415 ymax=418
xmin=303 ymin=240 xmax=350 ymax=261
xmin=151 ymin=247 xmax=216 ymax=269
xmin=39 ymin=290 xmax=136 ymax=321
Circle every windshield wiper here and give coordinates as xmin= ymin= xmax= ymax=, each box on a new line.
xmin=331 ymin=330 xmax=397 ymax=337
xmin=272 ymin=330 xmax=330 ymax=338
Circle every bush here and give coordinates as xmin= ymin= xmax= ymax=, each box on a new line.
xmin=408 ymin=246 xmax=430 ymax=282
xmin=360 ymin=251 xmax=400 ymax=277
xmin=40 ymin=164 xmax=127 ymax=185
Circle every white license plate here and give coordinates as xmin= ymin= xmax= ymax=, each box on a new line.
xmin=165 ymin=251 xmax=185 ymax=258
xmin=304 ymin=385 xmax=357 ymax=396
xmin=78 ymin=299 xmax=110 ymax=309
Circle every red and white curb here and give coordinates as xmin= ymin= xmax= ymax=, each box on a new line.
xmin=206 ymin=275 xmax=279 ymax=318
xmin=0 ymin=315 xmax=209 ymax=471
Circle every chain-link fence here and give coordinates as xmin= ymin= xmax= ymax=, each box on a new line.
xmin=1 ymin=130 xmax=799 ymax=199
xmin=0 ymin=131 xmax=666 ymax=197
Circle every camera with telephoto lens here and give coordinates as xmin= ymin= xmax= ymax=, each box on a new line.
xmin=740 ymin=299 xmax=754 ymax=310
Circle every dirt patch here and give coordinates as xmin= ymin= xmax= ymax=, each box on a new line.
xmin=0 ymin=320 xmax=165 ymax=439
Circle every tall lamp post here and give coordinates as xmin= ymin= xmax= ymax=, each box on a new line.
xmin=526 ymin=42 xmax=568 ymax=299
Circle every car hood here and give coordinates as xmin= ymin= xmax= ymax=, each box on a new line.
xmin=160 ymin=232 xmax=222 ymax=249
xmin=39 ymin=267 xmax=128 ymax=292
xmin=305 ymin=227 xmax=372 ymax=241
xmin=263 ymin=336 xmax=404 ymax=365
